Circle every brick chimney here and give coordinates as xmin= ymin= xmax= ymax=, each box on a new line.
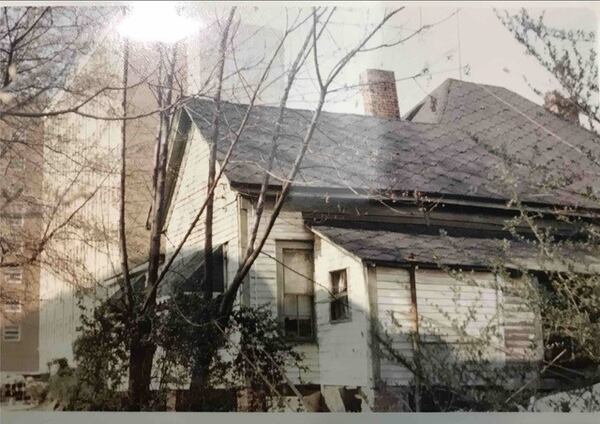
xmin=544 ymin=90 xmax=579 ymax=123
xmin=359 ymin=69 xmax=400 ymax=119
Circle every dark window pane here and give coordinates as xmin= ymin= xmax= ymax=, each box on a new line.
xmin=331 ymin=296 xmax=350 ymax=321
xmin=212 ymin=244 xmax=225 ymax=292
xmin=331 ymin=299 xmax=339 ymax=321
xmin=285 ymin=318 xmax=298 ymax=338
xmin=330 ymin=270 xmax=350 ymax=322
xmin=298 ymin=319 xmax=313 ymax=338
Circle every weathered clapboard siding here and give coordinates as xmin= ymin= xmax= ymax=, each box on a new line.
xmin=500 ymin=275 xmax=541 ymax=362
xmin=415 ymin=269 xmax=504 ymax=367
xmin=375 ymin=267 xmax=509 ymax=386
xmin=245 ymin=205 xmax=320 ymax=384
xmin=164 ymin=126 xmax=240 ymax=288
xmin=313 ymin=235 xmax=372 ymax=387
xmin=165 ymin=127 xmax=320 ymax=384
xmin=374 ymin=267 xmax=414 ymax=386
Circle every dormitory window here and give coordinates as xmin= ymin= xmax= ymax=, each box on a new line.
xmin=276 ymin=241 xmax=315 ymax=341
xmin=12 ymin=156 xmax=24 ymax=171
xmin=330 ymin=269 xmax=350 ymax=322
xmin=4 ymin=301 xmax=22 ymax=313
xmin=3 ymin=325 xmax=20 ymax=342
xmin=4 ymin=269 xmax=22 ymax=284
xmin=7 ymin=215 xmax=24 ymax=228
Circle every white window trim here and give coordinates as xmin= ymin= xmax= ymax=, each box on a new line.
xmin=330 ymin=268 xmax=351 ymax=323
xmin=3 ymin=325 xmax=21 ymax=342
xmin=14 ymin=214 xmax=24 ymax=227
xmin=4 ymin=269 xmax=23 ymax=284
xmin=12 ymin=157 xmax=25 ymax=171
xmin=4 ymin=302 xmax=22 ymax=313
xmin=276 ymin=240 xmax=316 ymax=342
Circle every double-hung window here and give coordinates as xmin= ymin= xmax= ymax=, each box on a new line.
xmin=4 ymin=301 xmax=22 ymax=313
xmin=276 ymin=241 xmax=315 ymax=341
xmin=4 ymin=269 xmax=22 ymax=284
xmin=330 ymin=269 xmax=350 ymax=322
xmin=3 ymin=325 xmax=20 ymax=342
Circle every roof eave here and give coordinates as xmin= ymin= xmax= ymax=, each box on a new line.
xmin=230 ymin=182 xmax=600 ymax=218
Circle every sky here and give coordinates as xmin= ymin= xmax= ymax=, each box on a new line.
xmin=119 ymin=1 xmax=598 ymax=116
xmin=279 ymin=3 xmax=599 ymax=115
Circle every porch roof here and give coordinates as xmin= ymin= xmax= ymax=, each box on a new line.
xmin=311 ymin=225 xmax=600 ymax=273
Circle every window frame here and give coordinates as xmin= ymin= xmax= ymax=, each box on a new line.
xmin=12 ymin=155 xmax=25 ymax=171
xmin=330 ymin=268 xmax=351 ymax=323
xmin=3 ymin=325 xmax=21 ymax=342
xmin=7 ymin=214 xmax=24 ymax=228
xmin=4 ymin=301 xmax=22 ymax=313
xmin=276 ymin=240 xmax=316 ymax=343
xmin=4 ymin=269 xmax=23 ymax=284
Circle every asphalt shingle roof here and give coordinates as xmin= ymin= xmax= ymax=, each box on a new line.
xmin=312 ymin=226 xmax=600 ymax=272
xmin=184 ymin=79 xmax=600 ymax=209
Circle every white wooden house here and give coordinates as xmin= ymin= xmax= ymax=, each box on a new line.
xmin=157 ymin=71 xmax=600 ymax=411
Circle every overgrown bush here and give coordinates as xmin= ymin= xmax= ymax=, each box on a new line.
xmin=154 ymin=289 xmax=305 ymax=411
xmin=26 ymin=381 xmax=48 ymax=404
xmin=65 ymin=285 xmax=304 ymax=411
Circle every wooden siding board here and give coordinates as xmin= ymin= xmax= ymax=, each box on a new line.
xmin=313 ymin=236 xmax=373 ymax=387
xmin=243 ymin=205 xmax=319 ymax=383
xmin=375 ymin=267 xmax=414 ymax=386
xmin=375 ymin=267 xmax=545 ymax=388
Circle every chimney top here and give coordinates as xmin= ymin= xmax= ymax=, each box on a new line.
xmin=544 ymin=90 xmax=579 ymax=123
xmin=359 ymin=69 xmax=400 ymax=119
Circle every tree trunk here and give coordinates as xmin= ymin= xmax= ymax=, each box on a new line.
xmin=187 ymin=356 xmax=213 ymax=411
xmin=129 ymin=43 xmax=177 ymax=409
xmin=128 ymin=319 xmax=157 ymax=410
xmin=202 ymin=7 xmax=235 ymax=301
xmin=186 ymin=302 xmax=225 ymax=411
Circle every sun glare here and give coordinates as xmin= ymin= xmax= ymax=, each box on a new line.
xmin=118 ymin=3 xmax=201 ymax=43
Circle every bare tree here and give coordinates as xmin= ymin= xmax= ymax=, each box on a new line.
xmin=4 ymin=3 xmax=451 ymax=411
xmin=497 ymin=8 xmax=598 ymax=132
xmin=134 ymin=5 xmax=445 ymax=410
xmin=371 ymin=9 xmax=600 ymax=412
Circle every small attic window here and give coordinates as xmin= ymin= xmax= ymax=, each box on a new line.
xmin=4 ymin=269 xmax=23 ymax=284
xmin=330 ymin=269 xmax=350 ymax=322
xmin=3 ymin=325 xmax=20 ymax=342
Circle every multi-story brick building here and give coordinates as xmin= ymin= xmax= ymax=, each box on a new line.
xmin=1 ymin=119 xmax=44 ymax=378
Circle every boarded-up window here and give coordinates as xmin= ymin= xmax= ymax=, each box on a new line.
xmin=277 ymin=241 xmax=314 ymax=341
xmin=330 ymin=269 xmax=350 ymax=322
xmin=3 ymin=325 xmax=20 ymax=342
